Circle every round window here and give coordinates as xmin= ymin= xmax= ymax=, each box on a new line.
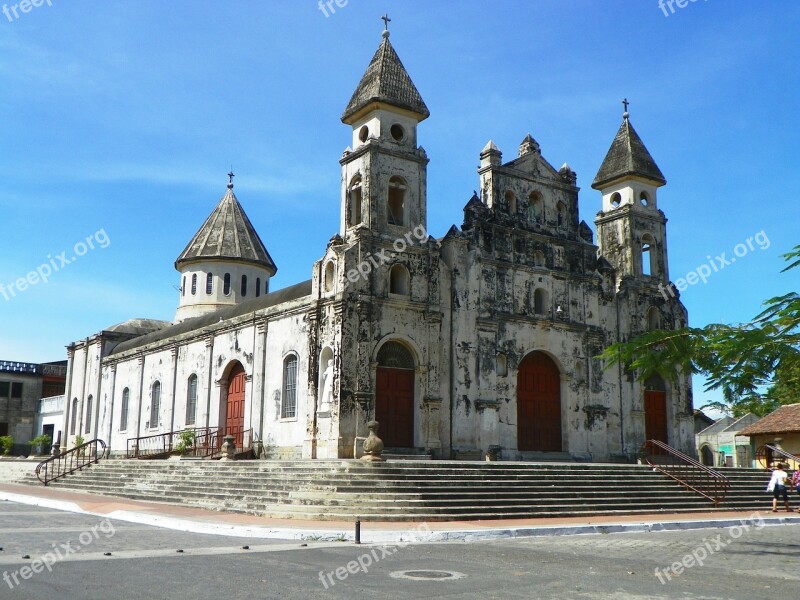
xmin=610 ymin=192 xmax=621 ymax=207
xmin=390 ymin=124 xmax=405 ymax=142
xmin=359 ymin=126 xmax=369 ymax=143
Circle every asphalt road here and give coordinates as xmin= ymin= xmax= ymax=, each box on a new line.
xmin=1 ymin=502 xmax=798 ymax=599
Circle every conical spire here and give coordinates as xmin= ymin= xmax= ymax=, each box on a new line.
xmin=341 ymin=29 xmax=429 ymax=124
xmin=592 ymin=114 xmax=666 ymax=189
xmin=175 ymin=178 xmax=277 ymax=274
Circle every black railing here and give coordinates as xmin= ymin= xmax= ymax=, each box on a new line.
xmin=35 ymin=439 xmax=107 ymax=486
xmin=755 ymin=444 xmax=800 ymax=470
xmin=127 ymin=427 xmax=253 ymax=459
xmin=641 ymin=439 xmax=730 ymax=507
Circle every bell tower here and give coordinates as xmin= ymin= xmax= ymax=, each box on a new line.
xmin=593 ymin=101 xmax=669 ymax=286
xmin=339 ymin=18 xmax=430 ymax=241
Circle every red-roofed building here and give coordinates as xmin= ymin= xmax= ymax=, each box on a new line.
xmin=738 ymin=403 xmax=800 ymax=469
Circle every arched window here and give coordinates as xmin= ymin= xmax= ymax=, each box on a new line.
xmin=610 ymin=192 xmax=622 ymax=207
xmin=647 ymin=307 xmax=660 ymax=331
xmin=120 ymin=388 xmax=129 ymax=431
xmin=348 ymin=175 xmax=362 ymax=227
xmin=223 ymin=273 xmax=231 ymax=296
xmin=387 ymin=176 xmax=406 ymax=226
xmin=281 ymin=355 xmax=298 ymax=419
xmin=324 ymin=261 xmax=335 ymax=293
xmin=181 ymin=276 xmax=185 ymax=297
xmin=191 ymin=274 xmax=197 ymax=295
xmin=389 ymin=264 xmax=410 ymax=296
xmin=206 ymin=273 xmax=213 ymax=295
xmin=70 ymin=398 xmax=78 ymax=434
xmin=533 ymin=288 xmax=548 ymax=315
xmin=640 ymin=191 xmax=650 ymax=206
xmin=241 ymin=275 xmax=248 ymax=297
xmin=377 ymin=341 xmax=415 ymax=369
xmin=150 ymin=381 xmax=161 ymax=429
xmin=505 ymin=191 xmax=517 ymax=216
xmin=256 ymin=277 xmax=261 ymax=298
xmin=84 ymin=395 xmax=93 ymax=434
xmin=528 ymin=192 xmax=543 ymax=223
xmin=533 ymin=250 xmax=545 ymax=267
xmin=641 ymin=234 xmax=656 ymax=276
xmin=556 ymin=202 xmax=566 ymax=227
xmin=186 ymin=375 xmax=197 ymax=426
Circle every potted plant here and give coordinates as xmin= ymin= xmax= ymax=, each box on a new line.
xmin=174 ymin=429 xmax=196 ymax=457
xmin=73 ymin=435 xmax=85 ymax=457
xmin=29 ymin=434 xmax=52 ymax=456
xmin=0 ymin=435 xmax=13 ymax=457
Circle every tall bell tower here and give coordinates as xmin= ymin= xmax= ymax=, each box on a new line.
xmin=593 ymin=101 xmax=670 ymax=287
xmin=339 ymin=17 xmax=430 ymax=241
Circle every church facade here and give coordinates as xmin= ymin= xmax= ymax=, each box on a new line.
xmin=60 ymin=29 xmax=695 ymax=462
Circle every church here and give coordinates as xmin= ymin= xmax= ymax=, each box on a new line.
xmin=59 ymin=26 xmax=695 ymax=462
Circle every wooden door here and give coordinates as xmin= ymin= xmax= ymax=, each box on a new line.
xmin=375 ymin=367 xmax=415 ymax=448
xmin=644 ymin=390 xmax=668 ymax=444
xmin=517 ymin=352 xmax=562 ymax=452
xmin=225 ymin=364 xmax=246 ymax=447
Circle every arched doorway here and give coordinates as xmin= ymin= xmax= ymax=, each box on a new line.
xmin=225 ymin=363 xmax=246 ymax=448
xmin=700 ymin=445 xmax=714 ymax=466
xmin=644 ymin=375 xmax=668 ymax=444
xmin=517 ymin=352 xmax=562 ymax=452
xmin=375 ymin=342 xmax=415 ymax=448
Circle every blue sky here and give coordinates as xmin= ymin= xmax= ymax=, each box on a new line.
xmin=1 ymin=1 xmax=798 ymax=413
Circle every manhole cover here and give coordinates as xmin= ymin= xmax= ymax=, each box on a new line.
xmin=390 ymin=570 xmax=466 ymax=581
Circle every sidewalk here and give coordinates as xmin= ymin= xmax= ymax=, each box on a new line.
xmin=2 ymin=482 xmax=798 ymax=543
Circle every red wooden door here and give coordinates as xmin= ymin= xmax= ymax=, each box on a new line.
xmin=644 ymin=390 xmax=668 ymax=444
xmin=375 ymin=367 xmax=415 ymax=448
xmin=517 ymin=352 xmax=562 ymax=452
xmin=226 ymin=365 xmax=246 ymax=447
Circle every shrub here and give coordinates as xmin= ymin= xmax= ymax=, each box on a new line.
xmin=0 ymin=436 xmax=13 ymax=456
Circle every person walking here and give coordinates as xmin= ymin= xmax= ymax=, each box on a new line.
xmin=767 ymin=463 xmax=793 ymax=512
xmin=792 ymin=467 xmax=800 ymax=495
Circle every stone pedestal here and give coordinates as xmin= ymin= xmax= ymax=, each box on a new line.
xmin=361 ymin=421 xmax=385 ymax=462
xmin=220 ymin=435 xmax=236 ymax=461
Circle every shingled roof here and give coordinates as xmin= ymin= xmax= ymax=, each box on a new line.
xmin=175 ymin=184 xmax=277 ymax=273
xmin=738 ymin=404 xmax=800 ymax=436
xmin=592 ymin=117 xmax=666 ymax=189
xmin=342 ymin=33 xmax=429 ymax=123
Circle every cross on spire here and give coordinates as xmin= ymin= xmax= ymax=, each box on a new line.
xmin=381 ymin=13 xmax=391 ymax=33
xmin=227 ymin=170 xmax=235 ymax=189
xmin=622 ymin=98 xmax=630 ymax=119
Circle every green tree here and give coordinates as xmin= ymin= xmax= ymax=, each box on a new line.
xmin=600 ymin=245 xmax=800 ymax=418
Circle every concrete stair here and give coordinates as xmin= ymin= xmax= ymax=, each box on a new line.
xmin=19 ymin=460 xmax=780 ymax=522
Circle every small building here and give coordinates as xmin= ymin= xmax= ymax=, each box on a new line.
xmin=0 ymin=360 xmax=66 ymax=453
xmin=738 ymin=403 xmax=800 ymax=468
xmin=695 ymin=413 xmax=758 ymax=467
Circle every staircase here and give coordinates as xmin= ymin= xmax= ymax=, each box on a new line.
xmin=19 ymin=460 xmax=779 ymax=522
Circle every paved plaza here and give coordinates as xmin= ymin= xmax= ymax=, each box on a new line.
xmin=1 ymin=500 xmax=798 ymax=599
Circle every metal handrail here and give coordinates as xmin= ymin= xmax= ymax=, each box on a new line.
xmin=755 ymin=444 xmax=800 ymax=470
xmin=127 ymin=427 xmax=254 ymax=459
xmin=35 ymin=439 xmax=107 ymax=486
xmin=640 ymin=439 xmax=731 ymax=507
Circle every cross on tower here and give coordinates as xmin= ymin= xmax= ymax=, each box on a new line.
xmin=622 ymin=98 xmax=630 ymax=115
xmin=381 ymin=13 xmax=391 ymax=32
xmin=227 ymin=170 xmax=235 ymax=188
